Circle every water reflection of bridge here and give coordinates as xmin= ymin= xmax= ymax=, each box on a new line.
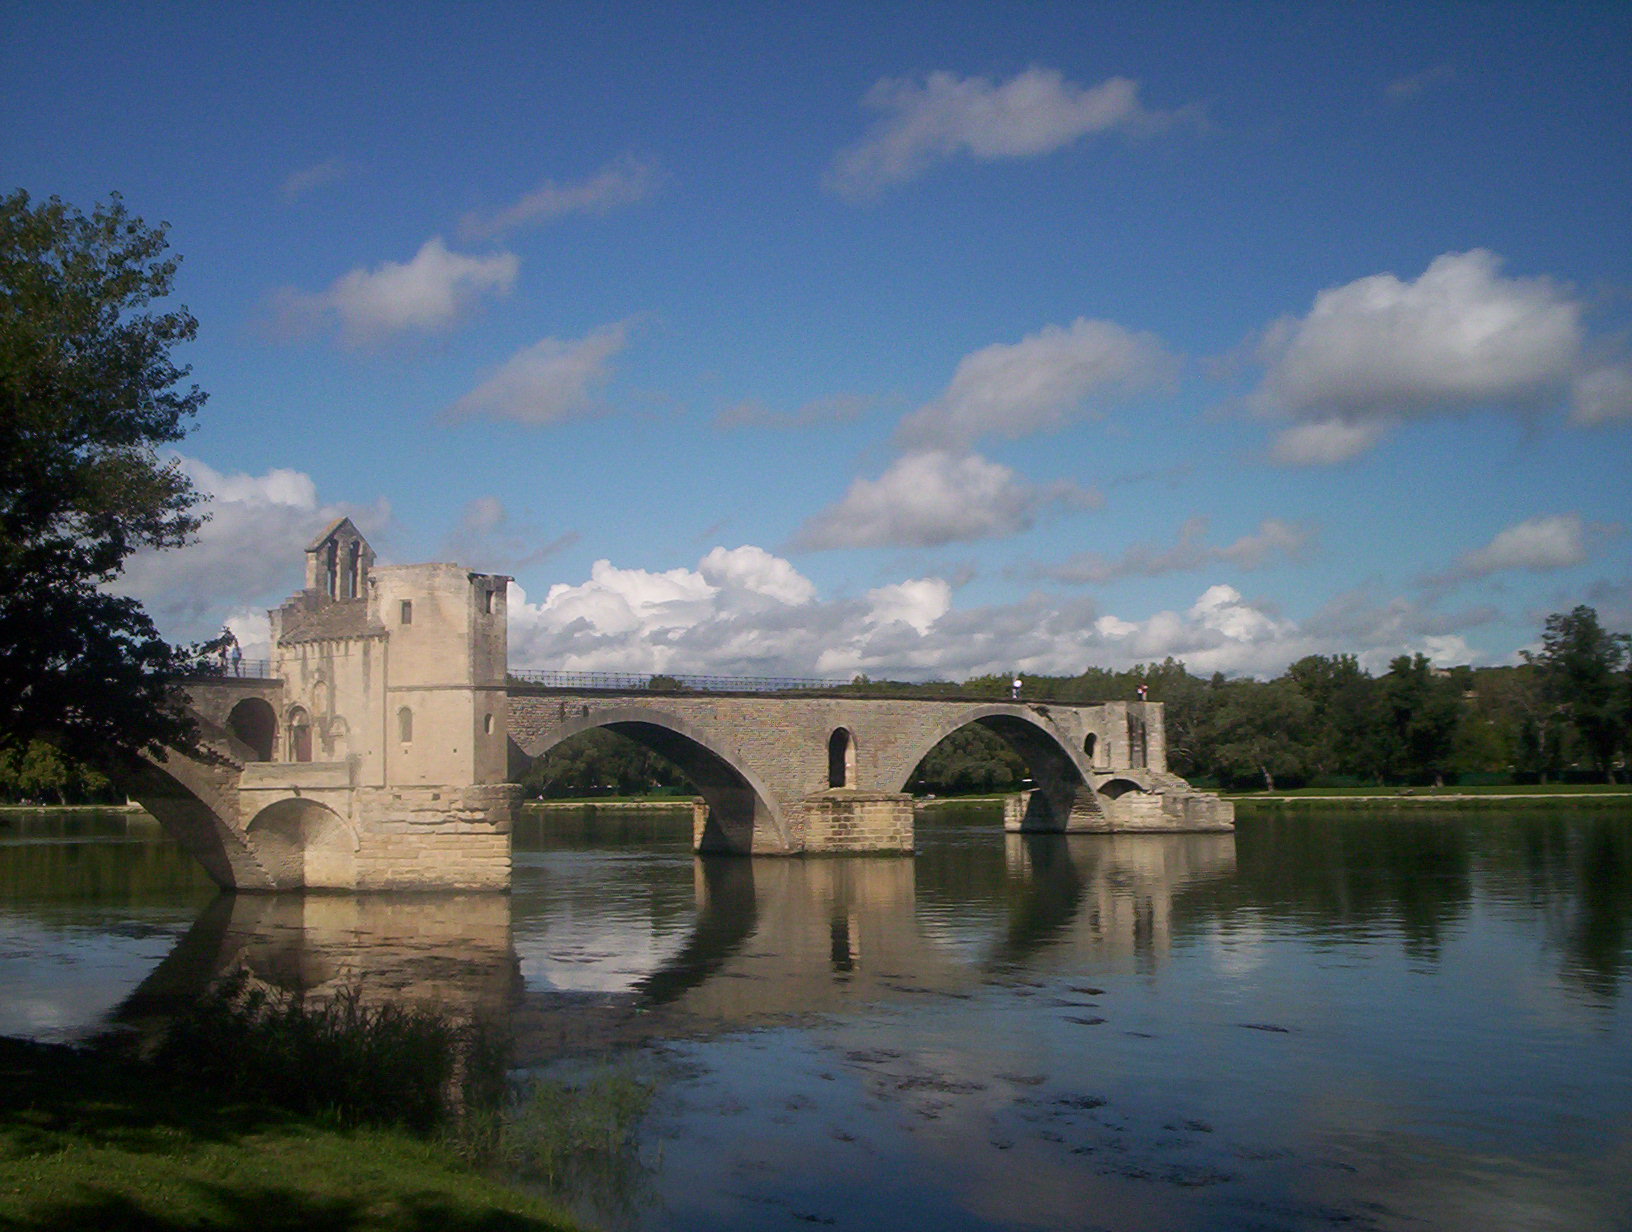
xmin=117 ymin=832 xmax=1236 ymax=1044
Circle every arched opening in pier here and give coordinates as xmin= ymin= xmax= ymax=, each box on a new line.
xmin=245 ymin=797 xmax=358 ymax=889
xmin=227 ymin=698 xmax=276 ymax=762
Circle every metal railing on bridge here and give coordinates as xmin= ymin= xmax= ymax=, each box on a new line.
xmin=179 ymin=658 xmax=277 ymax=681
xmin=506 ymin=669 xmax=851 ymax=694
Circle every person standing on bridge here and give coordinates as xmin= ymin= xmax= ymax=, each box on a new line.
xmin=1011 ymin=675 xmax=1022 ymax=701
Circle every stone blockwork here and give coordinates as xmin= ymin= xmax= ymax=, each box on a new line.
xmin=136 ymin=519 xmax=520 ymax=892
xmin=509 ymin=689 xmax=1232 ymax=855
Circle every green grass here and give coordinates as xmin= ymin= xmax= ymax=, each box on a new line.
xmin=0 ymin=1036 xmax=581 ymax=1232
xmin=1225 ymin=783 xmax=1632 ymax=798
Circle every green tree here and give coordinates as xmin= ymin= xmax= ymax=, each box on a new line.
xmin=1379 ymin=654 xmax=1463 ymax=786
xmin=1285 ymin=653 xmax=1381 ymax=780
xmin=1199 ymin=677 xmax=1314 ymax=791
xmin=1 ymin=189 xmax=204 ymax=766
xmin=1528 ymin=606 xmax=1629 ymax=781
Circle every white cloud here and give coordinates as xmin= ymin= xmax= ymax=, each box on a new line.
xmin=459 ymin=156 xmax=657 ymax=240
xmin=698 ymin=545 xmax=817 ymax=606
xmin=1572 ymin=363 xmax=1632 ymax=424
xmin=274 ymin=237 xmax=518 ymax=346
xmin=1042 ymin=516 xmax=1313 ymax=583
xmin=438 ymin=496 xmax=578 ymax=572
xmin=446 ymin=320 xmax=632 ymax=425
xmin=1447 ymin=514 xmax=1590 ymax=579
xmin=113 ymin=457 xmax=388 ymax=646
xmin=897 ymin=318 xmax=1176 ymax=450
xmin=1252 ymin=250 xmax=1627 ymax=462
xmin=791 ymin=450 xmax=1099 ymax=551
xmin=863 ymin=578 xmax=952 ymax=635
xmin=279 ymin=157 xmax=346 ymax=202
xmin=1267 ymin=417 xmax=1391 ymax=465
xmin=509 ymin=548 xmax=1458 ymax=682
xmin=828 ymin=67 xmax=1186 ymax=198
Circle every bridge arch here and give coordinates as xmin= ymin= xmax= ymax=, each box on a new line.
xmin=513 ymin=704 xmax=792 ymax=854
xmin=244 ymin=797 xmax=359 ymax=890
xmin=889 ymin=704 xmax=1105 ymax=832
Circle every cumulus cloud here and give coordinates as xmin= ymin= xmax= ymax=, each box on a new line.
xmin=446 ymin=320 xmax=633 ymax=425
xmin=828 ymin=67 xmax=1187 ymax=198
xmin=1252 ymin=250 xmax=1625 ymax=462
xmin=274 ymin=237 xmax=518 ymax=346
xmin=791 ymin=450 xmax=1100 ymax=551
xmin=1041 ymin=517 xmax=1313 ymax=583
xmin=458 ymin=156 xmax=657 ymax=240
xmin=113 ymin=457 xmax=388 ymax=646
xmin=509 ymin=547 xmax=1469 ymax=682
xmin=897 ymin=318 xmax=1176 ymax=450
xmin=1426 ymin=514 xmax=1599 ymax=588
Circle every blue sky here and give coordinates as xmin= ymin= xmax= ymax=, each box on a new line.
xmin=5 ymin=1 xmax=1629 ymax=679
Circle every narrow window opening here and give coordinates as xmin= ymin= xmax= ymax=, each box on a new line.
xmin=288 ymin=707 xmax=312 ymax=763
xmin=398 ymin=707 xmax=413 ymax=743
xmin=1083 ymin=733 xmax=1097 ymax=763
xmin=827 ymin=727 xmax=855 ymax=788
xmin=483 ymin=713 xmax=495 ymax=735
xmin=400 ymin=600 xmax=413 ymax=625
xmin=484 ymin=588 xmax=497 ymax=615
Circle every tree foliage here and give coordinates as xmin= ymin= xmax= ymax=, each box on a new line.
xmin=1 ymin=189 xmax=204 ymax=765
xmin=1527 ymin=606 xmax=1630 ymax=781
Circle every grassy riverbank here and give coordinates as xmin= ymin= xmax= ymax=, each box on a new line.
xmin=1227 ymin=783 xmax=1632 ymax=812
xmin=0 ymin=1025 xmax=581 ymax=1232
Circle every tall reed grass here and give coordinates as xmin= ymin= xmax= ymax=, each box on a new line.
xmin=153 ymin=970 xmax=506 ymax=1135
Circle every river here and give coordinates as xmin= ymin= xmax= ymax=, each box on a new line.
xmin=2 ymin=802 xmax=1629 ymax=1231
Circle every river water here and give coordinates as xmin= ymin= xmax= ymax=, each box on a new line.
xmin=2 ymin=803 xmax=1630 ymax=1231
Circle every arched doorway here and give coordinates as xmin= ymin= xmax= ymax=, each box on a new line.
xmin=227 ymin=697 xmax=277 ymax=761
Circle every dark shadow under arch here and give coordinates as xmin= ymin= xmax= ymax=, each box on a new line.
xmin=227 ymin=697 xmax=277 ymax=762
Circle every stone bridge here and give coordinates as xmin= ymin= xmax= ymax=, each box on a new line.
xmin=128 ymin=519 xmax=1229 ymax=892
xmin=508 ymin=688 xmax=1231 ymax=856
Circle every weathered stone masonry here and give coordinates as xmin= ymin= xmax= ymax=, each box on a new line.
xmin=137 ymin=525 xmax=1231 ymax=890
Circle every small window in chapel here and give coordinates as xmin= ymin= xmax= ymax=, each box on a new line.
xmin=400 ymin=600 xmax=413 ymax=624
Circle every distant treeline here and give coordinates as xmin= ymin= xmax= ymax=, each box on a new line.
xmin=6 ymin=607 xmax=1626 ymax=804
xmin=524 ymin=605 xmax=1631 ymax=797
